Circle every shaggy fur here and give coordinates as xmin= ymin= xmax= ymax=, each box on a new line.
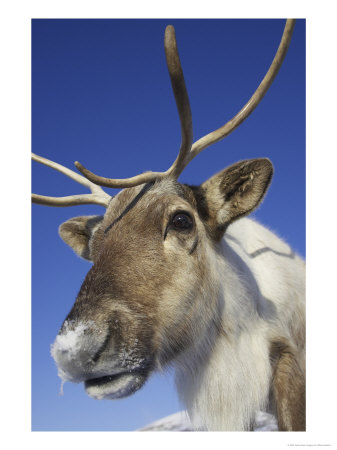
xmin=52 ymin=160 xmax=305 ymax=431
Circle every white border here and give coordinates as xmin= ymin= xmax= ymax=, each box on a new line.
xmin=1 ymin=0 xmax=337 ymax=449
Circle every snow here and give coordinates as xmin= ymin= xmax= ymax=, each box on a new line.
xmin=138 ymin=411 xmax=198 ymax=432
xmin=138 ymin=410 xmax=278 ymax=431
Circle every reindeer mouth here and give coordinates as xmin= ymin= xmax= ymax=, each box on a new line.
xmin=84 ymin=369 xmax=148 ymax=400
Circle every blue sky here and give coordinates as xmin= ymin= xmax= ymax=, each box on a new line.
xmin=32 ymin=18 xmax=305 ymax=431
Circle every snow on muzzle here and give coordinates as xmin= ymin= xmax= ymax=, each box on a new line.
xmin=50 ymin=320 xmax=151 ymax=399
xmin=50 ymin=320 xmax=110 ymax=383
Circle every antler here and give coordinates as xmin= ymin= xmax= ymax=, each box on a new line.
xmin=32 ymin=153 xmax=111 ymax=207
xmin=185 ymin=19 xmax=296 ymax=166
xmin=32 ymin=20 xmax=295 ymax=204
xmin=74 ymin=19 xmax=295 ymax=189
xmin=74 ymin=25 xmax=193 ymax=188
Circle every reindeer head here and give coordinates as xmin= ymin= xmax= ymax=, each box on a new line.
xmin=33 ymin=22 xmax=294 ymax=400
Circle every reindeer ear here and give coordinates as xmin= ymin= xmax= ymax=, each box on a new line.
xmin=199 ymin=158 xmax=273 ymax=240
xmin=58 ymin=215 xmax=104 ymax=261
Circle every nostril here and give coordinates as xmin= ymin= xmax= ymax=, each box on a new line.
xmin=92 ymin=322 xmax=113 ymax=363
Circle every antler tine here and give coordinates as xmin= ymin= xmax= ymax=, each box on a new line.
xmin=75 ymin=24 xmax=193 ymax=188
xmin=163 ymin=25 xmax=193 ymax=178
xmin=182 ymin=19 xmax=296 ymax=167
xmin=32 ymin=193 xmax=110 ymax=207
xmin=32 ymin=153 xmax=111 ymax=207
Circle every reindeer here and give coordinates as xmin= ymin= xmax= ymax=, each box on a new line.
xmin=32 ymin=20 xmax=305 ymax=431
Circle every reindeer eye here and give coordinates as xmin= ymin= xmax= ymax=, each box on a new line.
xmin=171 ymin=212 xmax=193 ymax=230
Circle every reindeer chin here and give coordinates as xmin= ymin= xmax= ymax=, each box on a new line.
xmin=84 ymin=370 xmax=148 ymax=400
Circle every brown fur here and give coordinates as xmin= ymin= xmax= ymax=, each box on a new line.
xmin=270 ymin=339 xmax=306 ymax=431
xmin=61 ymin=180 xmax=210 ymax=371
xmin=58 ymin=161 xmax=275 ymax=368
xmin=191 ymin=159 xmax=273 ymax=240
xmin=59 ymin=215 xmax=103 ymax=260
